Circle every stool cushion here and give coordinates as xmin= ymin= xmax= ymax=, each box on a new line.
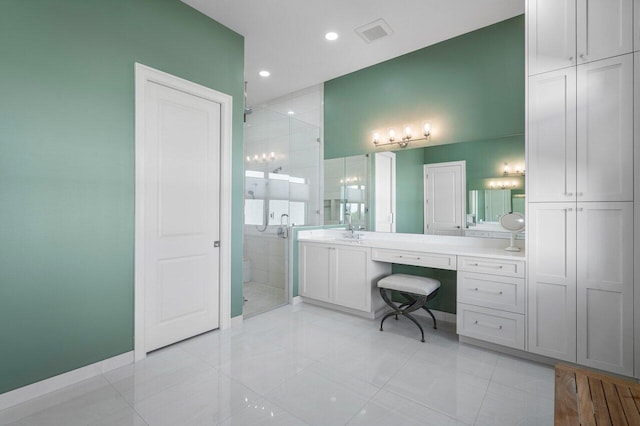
xmin=377 ymin=274 xmax=441 ymax=296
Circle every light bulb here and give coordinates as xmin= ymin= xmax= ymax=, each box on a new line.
xmin=404 ymin=126 xmax=412 ymax=139
xmin=388 ymin=129 xmax=396 ymax=141
xmin=423 ymin=123 xmax=431 ymax=137
xmin=270 ymin=152 xmax=275 ymax=159
xmin=246 ymin=156 xmax=251 ymax=162
xmin=372 ymin=132 xmax=380 ymax=144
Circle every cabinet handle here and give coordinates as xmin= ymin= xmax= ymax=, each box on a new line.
xmin=579 ymin=53 xmax=586 ymax=59
xmin=474 ymin=320 xmax=503 ymax=330
xmin=566 ymin=208 xmax=573 ymax=212
xmin=565 ymin=192 xmax=573 ymax=197
xmin=569 ymin=56 xmax=574 ymax=61
xmin=577 ymin=192 xmax=583 ymax=197
xmin=473 ymin=288 xmax=503 ymax=295
xmin=398 ymin=255 xmax=421 ymax=260
xmin=469 ymin=262 xmax=502 ymax=269
xmin=577 ymin=208 xmax=584 ymax=212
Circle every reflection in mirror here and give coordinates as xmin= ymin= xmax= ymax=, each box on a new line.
xmin=468 ymin=189 xmax=525 ymax=223
xmin=324 ymin=155 xmax=369 ymax=229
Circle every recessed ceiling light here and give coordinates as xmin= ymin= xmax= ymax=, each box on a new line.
xmin=325 ymin=32 xmax=339 ymax=41
xmin=288 ymin=111 xmax=295 ymax=115
xmin=259 ymin=70 xmax=270 ymax=77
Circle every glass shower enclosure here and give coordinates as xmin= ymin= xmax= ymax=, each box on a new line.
xmin=243 ymin=108 xmax=321 ymax=317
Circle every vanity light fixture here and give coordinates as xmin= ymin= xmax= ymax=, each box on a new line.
xmin=502 ymin=162 xmax=525 ymax=176
xmin=246 ymin=152 xmax=277 ymax=163
xmin=488 ymin=180 xmax=518 ymax=189
xmin=372 ymin=122 xmax=431 ymax=148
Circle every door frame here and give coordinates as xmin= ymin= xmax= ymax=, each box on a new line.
xmin=133 ymin=63 xmax=233 ymax=361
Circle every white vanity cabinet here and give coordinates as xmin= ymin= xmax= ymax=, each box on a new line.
xmin=298 ymin=241 xmax=390 ymax=317
xmin=527 ymin=202 xmax=634 ymax=375
xmin=456 ymin=256 xmax=526 ymax=350
xmin=528 ymin=0 xmax=633 ymax=75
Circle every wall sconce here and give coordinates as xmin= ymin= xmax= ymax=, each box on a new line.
xmin=502 ymin=162 xmax=525 ymax=176
xmin=373 ymin=122 xmax=431 ymax=148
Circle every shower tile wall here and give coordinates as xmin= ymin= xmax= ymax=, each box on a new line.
xmin=245 ymin=234 xmax=286 ymax=289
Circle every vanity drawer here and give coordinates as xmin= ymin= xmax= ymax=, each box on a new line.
xmin=457 ymin=272 xmax=524 ymax=314
xmin=371 ymin=248 xmax=456 ymax=270
xmin=457 ymin=303 xmax=525 ymax=350
xmin=457 ymin=256 xmax=524 ymax=278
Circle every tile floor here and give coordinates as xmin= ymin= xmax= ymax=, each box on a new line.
xmin=243 ymin=282 xmax=286 ymax=318
xmin=0 ymin=303 xmax=555 ymax=425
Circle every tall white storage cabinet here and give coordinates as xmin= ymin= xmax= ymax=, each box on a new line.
xmin=527 ymin=0 xmax=636 ymax=376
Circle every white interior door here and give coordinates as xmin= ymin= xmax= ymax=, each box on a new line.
xmin=144 ymin=81 xmax=221 ymax=352
xmin=424 ymin=161 xmax=465 ymax=235
xmin=374 ymin=152 xmax=396 ymax=232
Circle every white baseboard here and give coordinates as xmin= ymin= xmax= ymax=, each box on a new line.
xmin=230 ymin=315 xmax=243 ymax=328
xmin=292 ymin=296 xmax=303 ymax=305
xmin=0 ymin=351 xmax=133 ymax=411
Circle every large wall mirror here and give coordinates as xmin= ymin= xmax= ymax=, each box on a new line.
xmin=323 ymin=136 xmax=525 ymax=239
xmin=324 ymin=154 xmax=369 ymax=229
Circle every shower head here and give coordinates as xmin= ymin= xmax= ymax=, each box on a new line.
xmin=272 ymin=166 xmax=282 ymax=174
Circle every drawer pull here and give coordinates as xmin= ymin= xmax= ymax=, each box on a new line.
xmin=474 ymin=320 xmax=503 ymax=330
xmin=473 ymin=288 xmax=503 ymax=295
xmin=469 ymin=263 xmax=503 ymax=269
xmin=398 ymin=255 xmax=421 ymax=260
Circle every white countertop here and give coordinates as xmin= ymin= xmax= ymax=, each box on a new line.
xmin=297 ymin=229 xmax=525 ymax=261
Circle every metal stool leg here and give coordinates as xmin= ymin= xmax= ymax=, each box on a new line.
xmin=403 ymin=292 xmax=439 ymax=330
xmin=379 ymin=288 xmax=428 ymax=342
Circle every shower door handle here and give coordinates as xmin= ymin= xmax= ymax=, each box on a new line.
xmin=214 ymin=241 xmax=220 ymax=248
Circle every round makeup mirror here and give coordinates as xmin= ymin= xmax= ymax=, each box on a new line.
xmin=499 ymin=212 xmax=525 ymax=252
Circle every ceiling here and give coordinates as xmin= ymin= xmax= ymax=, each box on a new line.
xmin=182 ymin=0 xmax=524 ymax=106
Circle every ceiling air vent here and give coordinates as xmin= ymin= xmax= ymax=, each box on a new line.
xmin=355 ymin=18 xmax=393 ymax=44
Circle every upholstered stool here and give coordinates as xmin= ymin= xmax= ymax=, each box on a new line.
xmin=377 ymin=274 xmax=441 ymax=342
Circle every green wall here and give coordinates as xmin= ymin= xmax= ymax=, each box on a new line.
xmin=324 ymin=15 xmax=524 ymax=159
xmin=323 ymin=16 xmax=525 ymax=314
xmin=0 ymin=0 xmax=244 ymax=394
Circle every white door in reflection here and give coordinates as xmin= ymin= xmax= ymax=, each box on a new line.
xmin=424 ymin=161 xmax=466 ymax=236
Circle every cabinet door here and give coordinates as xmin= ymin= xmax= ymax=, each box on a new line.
xmin=527 ymin=203 xmax=577 ymax=361
xmin=635 ymin=0 xmax=640 ymax=51
xmin=634 ymin=53 xmax=640 ymax=379
xmin=577 ymin=0 xmax=633 ymax=64
xmin=528 ymin=68 xmax=577 ymax=202
xmin=576 ymin=202 xmax=633 ymax=375
xmin=299 ymin=243 xmax=332 ymax=302
xmin=528 ymin=0 xmax=576 ymax=74
xmin=333 ymin=246 xmax=370 ymax=311
xmin=576 ymin=55 xmax=633 ymax=201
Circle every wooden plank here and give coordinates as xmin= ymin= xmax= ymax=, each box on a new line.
xmin=602 ymin=381 xmax=628 ymax=425
xmin=589 ymin=377 xmax=612 ymax=426
xmin=555 ymin=367 xmax=579 ymax=426
xmin=576 ymin=372 xmax=597 ymax=426
xmin=616 ymin=385 xmax=640 ymax=425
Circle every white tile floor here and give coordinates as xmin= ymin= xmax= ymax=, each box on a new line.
xmin=243 ymin=282 xmax=286 ymax=318
xmin=0 ymin=303 xmax=555 ymax=425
